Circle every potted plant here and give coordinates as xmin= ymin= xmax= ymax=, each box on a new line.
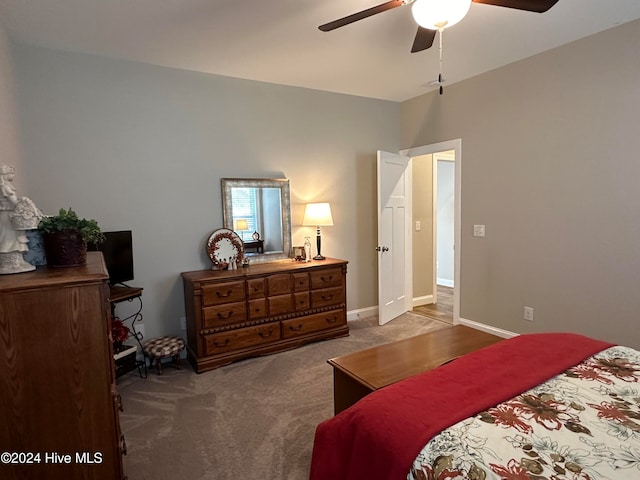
xmin=38 ymin=207 xmax=105 ymax=267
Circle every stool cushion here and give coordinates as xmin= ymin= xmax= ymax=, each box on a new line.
xmin=143 ymin=336 xmax=185 ymax=358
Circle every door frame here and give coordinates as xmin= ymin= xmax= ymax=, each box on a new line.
xmin=401 ymin=138 xmax=461 ymax=324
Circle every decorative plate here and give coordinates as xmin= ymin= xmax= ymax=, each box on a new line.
xmin=206 ymin=228 xmax=243 ymax=269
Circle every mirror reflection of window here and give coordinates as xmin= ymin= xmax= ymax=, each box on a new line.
xmin=221 ymin=178 xmax=292 ymax=263
xmin=230 ymin=187 xmax=283 ymax=252
xmin=231 ymin=187 xmax=259 ymax=239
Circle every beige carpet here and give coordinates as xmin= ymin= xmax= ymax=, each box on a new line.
xmin=118 ymin=312 xmax=449 ymax=480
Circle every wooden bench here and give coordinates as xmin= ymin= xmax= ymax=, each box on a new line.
xmin=327 ymin=325 xmax=503 ymax=414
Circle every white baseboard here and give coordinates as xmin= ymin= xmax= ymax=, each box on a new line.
xmin=412 ymin=295 xmax=434 ymax=307
xmin=437 ymin=278 xmax=454 ymax=288
xmin=458 ymin=317 xmax=518 ymax=339
xmin=347 ymin=306 xmax=378 ymax=322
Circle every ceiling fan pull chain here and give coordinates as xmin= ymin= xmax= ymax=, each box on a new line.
xmin=438 ymin=27 xmax=444 ymax=95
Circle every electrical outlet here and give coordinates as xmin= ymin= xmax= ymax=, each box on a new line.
xmin=180 ymin=317 xmax=186 ymax=330
xmin=523 ymin=307 xmax=534 ymax=322
xmin=415 ymin=220 xmax=421 ymax=231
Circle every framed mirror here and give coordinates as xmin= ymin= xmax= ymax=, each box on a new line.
xmin=221 ymin=178 xmax=292 ymax=263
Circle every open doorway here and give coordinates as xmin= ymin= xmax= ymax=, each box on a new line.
xmin=401 ymin=140 xmax=460 ymax=325
xmin=412 ymin=150 xmax=454 ymax=323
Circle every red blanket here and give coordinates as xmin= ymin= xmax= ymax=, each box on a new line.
xmin=309 ymin=332 xmax=613 ymax=480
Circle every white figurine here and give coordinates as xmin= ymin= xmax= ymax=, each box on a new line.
xmin=0 ymin=164 xmax=43 ymax=274
xmin=304 ymin=237 xmax=312 ymax=263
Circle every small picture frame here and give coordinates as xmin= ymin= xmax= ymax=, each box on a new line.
xmin=293 ymin=246 xmax=306 ymax=261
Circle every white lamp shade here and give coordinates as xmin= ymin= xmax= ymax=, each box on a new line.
xmin=411 ymin=0 xmax=471 ymax=30
xmin=302 ymin=203 xmax=334 ymax=227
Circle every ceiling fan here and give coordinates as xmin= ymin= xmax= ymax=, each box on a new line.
xmin=319 ymin=0 xmax=559 ymax=54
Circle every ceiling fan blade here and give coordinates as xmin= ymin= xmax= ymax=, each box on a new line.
xmin=319 ymin=0 xmax=404 ymax=32
xmin=471 ymin=0 xmax=559 ymax=13
xmin=411 ymin=27 xmax=436 ymax=53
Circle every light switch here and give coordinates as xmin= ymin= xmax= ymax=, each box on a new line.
xmin=415 ymin=220 xmax=421 ymax=231
xmin=473 ymin=225 xmax=485 ymax=237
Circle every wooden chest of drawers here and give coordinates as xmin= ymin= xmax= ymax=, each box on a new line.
xmin=0 ymin=253 xmax=124 ymax=479
xmin=182 ymin=258 xmax=349 ymax=372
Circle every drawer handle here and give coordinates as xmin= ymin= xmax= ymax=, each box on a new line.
xmin=259 ymin=329 xmax=275 ymax=338
xmin=217 ymin=311 xmax=233 ymax=319
xmin=289 ymin=324 xmax=303 ymax=332
xmin=320 ymin=275 xmax=333 ymax=283
xmin=321 ymin=294 xmax=334 ymax=301
xmin=326 ymin=316 xmax=337 ymax=324
xmin=213 ymin=338 xmax=230 ymax=347
xmin=216 ymin=290 xmax=233 ymax=298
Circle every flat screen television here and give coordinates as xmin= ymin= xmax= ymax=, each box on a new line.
xmin=91 ymin=230 xmax=134 ymax=285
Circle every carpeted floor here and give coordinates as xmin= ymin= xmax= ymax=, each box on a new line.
xmin=118 ymin=312 xmax=449 ymax=480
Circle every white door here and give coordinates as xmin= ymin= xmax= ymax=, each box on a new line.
xmin=377 ymin=151 xmax=411 ymax=325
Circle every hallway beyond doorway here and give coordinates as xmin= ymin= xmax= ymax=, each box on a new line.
xmin=413 ymin=285 xmax=453 ymax=324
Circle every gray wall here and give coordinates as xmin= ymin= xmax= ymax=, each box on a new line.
xmin=412 ymin=154 xmax=434 ymax=302
xmin=401 ymin=19 xmax=640 ymax=348
xmin=436 ymin=158 xmax=454 ymax=286
xmin=12 ymin=44 xmax=400 ymax=339
xmin=0 ymin=23 xmax=26 ymax=191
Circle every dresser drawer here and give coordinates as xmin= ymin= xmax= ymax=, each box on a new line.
xmin=267 ymin=274 xmax=292 ymax=295
xmin=311 ymin=286 xmax=345 ymax=308
xmin=202 ymin=301 xmax=247 ymax=328
xmin=294 ymin=292 xmax=310 ymax=311
xmin=248 ymin=298 xmax=267 ymax=320
xmin=292 ymin=273 xmax=309 ymax=292
xmin=202 ymin=281 xmax=246 ymax=306
xmin=247 ymin=278 xmax=265 ymax=299
xmin=268 ymin=294 xmax=294 ymax=316
xmin=310 ymin=268 xmax=343 ymax=289
xmin=281 ymin=309 xmax=345 ymax=339
xmin=204 ymin=323 xmax=280 ymax=355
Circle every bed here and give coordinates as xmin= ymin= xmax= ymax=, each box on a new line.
xmin=309 ymin=332 xmax=640 ymax=480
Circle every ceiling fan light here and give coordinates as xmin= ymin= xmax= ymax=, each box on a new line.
xmin=411 ymin=0 xmax=472 ymax=30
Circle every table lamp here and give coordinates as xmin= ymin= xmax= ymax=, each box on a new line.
xmin=234 ymin=219 xmax=248 ymax=240
xmin=302 ymin=202 xmax=333 ymax=260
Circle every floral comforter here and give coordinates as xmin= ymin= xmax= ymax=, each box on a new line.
xmin=409 ymin=346 xmax=640 ymax=480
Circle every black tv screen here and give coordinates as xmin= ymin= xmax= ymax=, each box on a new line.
xmin=94 ymin=230 xmax=134 ymax=285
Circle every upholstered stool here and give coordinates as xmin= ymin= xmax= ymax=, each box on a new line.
xmin=142 ymin=336 xmax=185 ymax=375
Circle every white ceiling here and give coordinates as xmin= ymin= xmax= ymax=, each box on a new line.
xmin=1 ymin=0 xmax=639 ymax=102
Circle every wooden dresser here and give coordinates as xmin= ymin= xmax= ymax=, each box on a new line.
xmin=0 ymin=252 xmax=124 ymax=479
xmin=182 ymin=258 xmax=349 ymax=372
